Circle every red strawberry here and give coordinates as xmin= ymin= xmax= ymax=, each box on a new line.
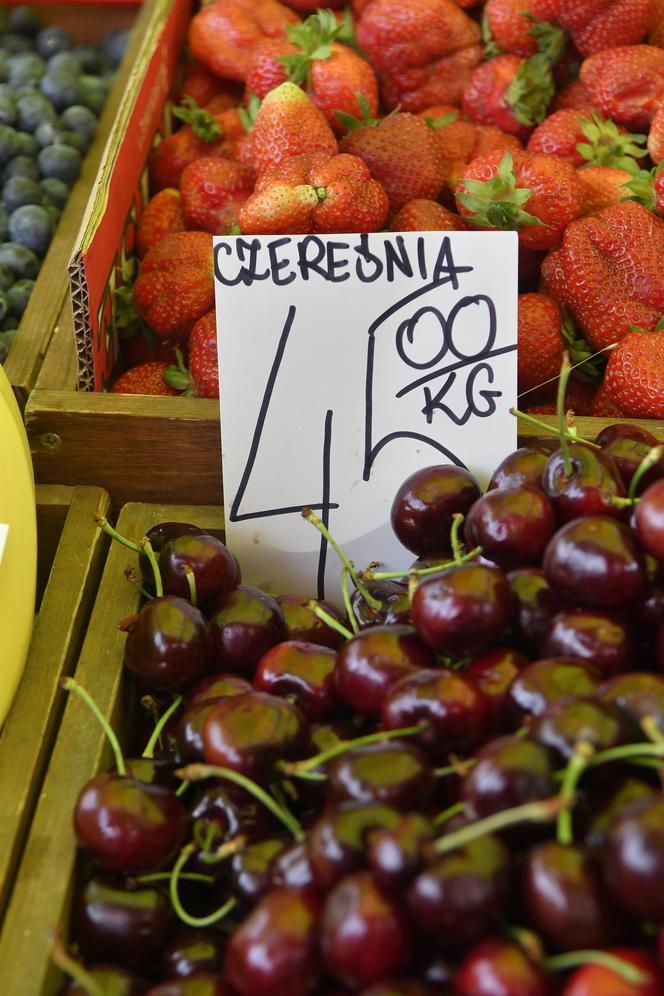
xmin=420 ymin=106 xmax=523 ymax=192
xmin=250 ymin=81 xmax=338 ymax=176
xmin=134 ymin=232 xmax=215 ymax=339
xmin=188 ymin=0 xmax=299 ymax=83
xmin=625 ymin=162 xmax=664 ymax=215
xmin=179 ymin=61 xmax=229 ymax=108
xmin=483 ymin=0 xmax=567 ymax=60
xmin=527 ymin=108 xmax=646 ymax=171
xmin=340 ymin=111 xmax=446 ymax=214
xmin=180 ymin=158 xmax=254 ymax=234
xmin=577 ymin=164 xmax=634 ymax=214
xmin=524 ymin=374 xmax=597 ymax=415
xmin=604 ymin=328 xmax=664 ymax=418
xmin=356 ymin=0 xmax=483 ymax=112
xmin=245 ymin=37 xmax=291 ymax=98
xmin=238 ymin=151 xmax=388 ymax=234
xmin=580 ymin=44 xmax=664 ymax=129
xmin=517 ymin=292 xmax=564 ymax=393
xmin=189 ymin=312 xmax=220 ymax=399
xmin=282 ymin=0 xmax=344 ymax=9
xmin=591 ymin=380 xmax=625 ymax=416
xmin=553 ymin=78 xmax=599 ymax=112
xmin=149 ymin=103 xmax=245 ymax=192
xmin=121 ymin=331 xmax=185 ymax=370
xmin=390 ymin=198 xmax=471 ymax=231
xmin=462 ymin=53 xmax=555 ymax=141
xmin=649 ymin=104 xmax=664 ymax=164
xmin=111 ymin=361 xmax=182 ymax=397
xmin=533 ymin=0 xmax=656 ymax=57
xmin=136 ymin=189 xmax=185 ymax=258
xmin=455 ymin=149 xmax=584 ymax=250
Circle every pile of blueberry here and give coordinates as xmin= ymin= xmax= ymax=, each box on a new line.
xmin=0 ymin=5 xmax=129 ymax=363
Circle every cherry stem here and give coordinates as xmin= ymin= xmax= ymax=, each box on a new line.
xmin=361 ymin=546 xmax=482 ymax=582
xmin=280 ymin=722 xmax=427 ymax=777
xmin=509 ymin=408 xmax=601 ymax=449
xmin=434 ymin=757 xmax=476 ymax=778
xmin=433 ymin=800 xmax=465 ymax=827
xmin=629 ymin=444 xmax=664 ymax=501
xmin=94 ymin=514 xmax=141 ymax=553
xmin=124 ymin=566 xmax=151 ymax=600
xmin=176 ymin=763 xmax=304 ymax=840
xmin=197 ymin=834 xmax=246 ymax=866
xmin=139 ymin=537 xmax=163 ymax=597
xmin=142 ymin=695 xmax=182 ymax=759
xmin=341 ymin=567 xmax=360 ymax=635
xmin=557 ymin=742 xmax=594 ymax=846
xmin=307 ymin=600 xmax=353 ymax=641
xmin=137 ymin=870 xmax=215 ymax=885
xmin=450 ymin=513 xmax=465 ymax=563
xmin=641 ymin=715 xmax=664 ymax=744
xmin=432 ymin=795 xmax=566 ymax=854
xmin=51 ymin=933 xmax=105 ymax=996
xmin=542 ymin=950 xmax=649 ymax=985
xmin=183 ymin=564 xmax=197 ymax=607
xmin=586 ymin=736 xmax=664 ymax=769
xmin=556 ymin=352 xmax=573 ymax=476
xmin=60 ymin=677 xmax=126 ymax=776
xmin=407 ymin=569 xmax=419 ymax=605
xmin=302 ymin=507 xmax=382 ymax=611
xmin=175 ymin=779 xmax=190 ymax=797
xmin=170 ymin=845 xmax=238 ymax=928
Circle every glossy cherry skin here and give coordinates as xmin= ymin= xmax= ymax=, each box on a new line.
xmin=466 ymin=648 xmax=530 ymax=728
xmin=276 ymin=594 xmax=345 ymax=649
xmin=506 ymin=658 xmax=603 ymax=727
xmin=185 ymin=674 xmax=252 ymax=710
xmin=368 ymin=813 xmax=433 ymax=891
xmin=73 ymin=878 xmax=174 ymax=971
xmin=231 ymin=837 xmax=288 ymax=904
xmin=145 ymin=976 xmax=235 ymax=996
xmin=177 ymin=698 xmax=227 ymax=763
xmin=225 ymin=887 xmax=322 ymax=996
xmin=584 ymin=778 xmax=656 ymax=849
xmin=541 ymin=442 xmax=626 ymax=522
xmin=253 ymin=641 xmax=339 ymax=720
xmin=190 ymin=784 xmax=273 ymax=848
xmin=560 ymin=949 xmax=663 ymax=996
xmin=390 ymin=465 xmax=481 ymax=555
xmin=488 ymin=446 xmax=550 ymax=491
xmin=73 ymin=773 xmax=188 ymax=874
xmin=202 ymin=691 xmax=308 ymax=780
xmin=269 ymin=841 xmax=316 ymax=889
xmin=507 ymin=568 xmax=561 ymax=652
xmin=543 ymin=516 xmax=646 ymax=609
xmin=162 ymin=932 xmax=225 ymax=980
xmin=462 ymin=736 xmax=556 ymax=821
xmin=140 ymin=521 xmax=205 ymax=586
xmin=124 ymin=597 xmax=212 ymax=693
xmin=455 ymin=938 xmax=550 ymax=996
xmin=530 ymin=697 xmax=627 ymax=763
xmin=636 ymin=479 xmax=664 ymax=560
xmin=209 ymin=585 xmax=285 ymax=676
xmin=596 ymin=424 xmax=664 ymax=492
xmin=351 ymin=581 xmax=411 ymax=630
xmin=160 ymin=534 xmax=237 ymax=604
xmin=327 ymin=741 xmax=435 ymax=810
xmin=412 ymin=563 xmax=514 ymax=656
xmin=541 ymin=609 xmax=635 ymax=676
xmin=63 ymin=966 xmax=146 ymax=996
xmin=596 ymin=672 xmax=664 ymax=738
xmin=123 ymin=755 xmax=179 ymax=789
xmin=335 ymin=626 xmax=435 ymax=717
xmin=322 ymin=871 xmax=412 ymax=988
xmin=629 ymin=581 xmax=664 ymax=639
xmin=605 ymin=796 xmax=664 ymax=920
xmin=465 ymin=486 xmax=556 ymax=568
xmin=408 ymin=833 xmax=511 ymax=947
xmin=357 ymin=981 xmax=435 ymax=996
xmin=307 ymin=802 xmax=401 ymax=890
xmin=382 ymin=668 xmax=488 ymax=757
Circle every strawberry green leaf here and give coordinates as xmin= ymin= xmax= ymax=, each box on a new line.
xmin=525 ymin=14 xmax=567 ymax=65
xmin=456 ymin=151 xmax=544 ymax=230
xmin=624 ymin=167 xmax=657 ymax=212
xmin=561 ymin=313 xmax=604 ymax=382
xmin=576 ymin=113 xmax=647 ymax=171
xmin=334 ymin=92 xmax=379 ymax=131
xmin=506 ymin=53 xmax=554 ymax=126
xmin=424 ymin=111 xmax=459 ymax=130
xmin=164 ymin=348 xmax=193 ymax=394
xmin=172 ymin=96 xmax=222 ymax=143
xmin=238 ymin=93 xmax=261 ymax=134
xmin=656 ymin=316 xmax=664 ymax=332
xmin=481 ymin=13 xmax=503 ymax=59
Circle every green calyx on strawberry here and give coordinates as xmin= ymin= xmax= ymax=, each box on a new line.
xmin=506 ymin=53 xmax=555 ymax=127
xmin=115 ymin=284 xmax=142 ymax=335
xmin=576 ymin=114 xmax=647 ymax=172
xmin=335 ymin=92 xmax=382 ymax=132
xmin=561 ymin=313 xmax=605 ymax=384
xmin=625 ymin=163 xmax=664 ymax=214
xmin=481 ymin=13 xmax=503 ymax=60
xmin=524 ymin=13 xmax=567 ymax=66
xmin=172 ymin=96 xmax=222 ymax=143
xmin=238 ymin=92 xmax=261 ymax=134
xmin=424 ymin=111 xmax=459 ymax=131
xmin=280 ymin=9 xmax=343 ymax=86
xmin=456 ymin=151 xmax=544 ymax=231
xmin=164 ymin=348 xmax=194 ymax=396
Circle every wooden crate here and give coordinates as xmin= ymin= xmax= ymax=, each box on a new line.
xmin=0 ymin=500 xmax=224 ymax=996
xmin=0 ymin=484 xmax=110 ymax=922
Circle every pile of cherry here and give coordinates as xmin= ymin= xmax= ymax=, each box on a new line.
xmin=57 ymin=418 xmax=664 ymax=996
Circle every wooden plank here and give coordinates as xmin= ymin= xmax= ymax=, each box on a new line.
xmin=0 ymin=502 xmax=223 ymax=996
xmin=519 ymin=415 xmax=664 ymax=443
xmin=33 ymin=297 xmax=78 ymax=393
xmin=35 ymin=484 xmax=75 ymax=602
xmin=0 ymin=485 xmax=110 ymax=922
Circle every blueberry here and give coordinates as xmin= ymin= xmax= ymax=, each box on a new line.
xmin=14 ymin=131 xmax=37 ymax=157
xmin=102 ymin=29 xmax=130 ymax=69
xmin=71 ymin=45 xmax=105 ymax=74
xmin=0 ymin=34 xmax=33 ymax=56
xmin=9 ymin=204 xmax=53 ymax=255
xmin=0 ymin=125 xmax=21 ymax=164
xmin=78 ymin=74 xmax=109 ymax=114
xmin=42 ymin=203 xmax=60 ymax=228
xmin=8 ymin=52 xmax=45 ymax=88
xmin=38 ymin=143 xmax=81 ymax=183
xmin=0 ymin=207 xmax=8 ymax=242
xmin=47 ymin=51 xmax=81 ymax=76
xmin=34 ymin=120 xmax=62 ymax=148
xmin=0 ymin=263 xmax=12 ymax=291
xmin=8 ymin=7 xmax=41 ymax=37
xmin=60 ymin=104 xmax=97 ymax=140
xmin=0 ymin=92 xmax=16 ymax=126
xmin=1 ymin=315 xmax=16 ymax=331
xmin=0 ymin=242 xmax=39 ymax=278
xmin=35 ymin=26 xmax=71 ymax=60
xmin=16 ymin=92 xmax=57 ymax=132
xmin=0 ymin=289 xmax=8 ymax=321
xmin=7 ymin=277 xmax=34 ymax=316
xmin=59 ymin=129 xmax=88 ymax=153
xmin=40 ymin=69 xmax=81 ymax=111
xmin=39 ymin=176 xmax=69 ymax=208
xmin=3 ymin=155 xmax=39 ymax=183
xmin=3 ymin=175 xmax=41 ymax=211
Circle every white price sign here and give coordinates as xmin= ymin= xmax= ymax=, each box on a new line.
xmin=214 ymin=231 xmax=518 ymax=600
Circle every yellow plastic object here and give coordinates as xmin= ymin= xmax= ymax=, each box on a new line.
xmin=0 ymin=366 xmax=37 ymax=728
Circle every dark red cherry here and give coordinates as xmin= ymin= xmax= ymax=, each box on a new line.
xmin=322 ymin=871 xmax=412 ymax=989
xmin=455 ymin=938 xmax=549 ymax=996
xmin=382 ymin=668 xmax=488 ymax=757
xmin=73 ymin=774 xmax=188 ymax=874
xmin=488 ymin=446 xmax=550 ymax=491
xmin=466 ymin=647 xmax=530 ymax=727
xmin=560 ymin=949 xmax=663 ymax=996
xmin=225 ymin=887 xmax=322 ymax=996
xmin=307 ymin=802 xmax=401 ymax=890
xmin=629 ymin=581 xmax=664 ymax=639
xmin=203 ymin=691 xmax=308 ymax=780
xmin=73 ymin=878 xmax=174 ymax=971
xmin=160 ymin=534 xmax=237 ymax=604
xmin=543 ymin=516 xmax=646 ymax=609
xmin=276 ymin=594 xmax=345 ymax=649
xmin=146 ymin=976 xmax=235 ymax=995
xmin=368 ymin=813 xmax=433 ymax=890
xmin=530 ymin=697 xmax=626 ymax=763
xmin=541 ymin=609 xmax=635 ymax=676
xmin=507 ymin=568 xmax=561 ymax=652
xmin=140 ymin=522 xmax=206 ymax=588
xmin=185 ymin=674 xmax=252 ymax=710
xmin=177 ymin=698 xmax=228 ymax=763
xmin=658 ymin=623 xmax=664 ymax=672
xmin=351 ymin=581 xmax=411 ymax=630
xmin=391 ymin=465 xmax=481 ymax=555
xmin=357 ymin=981 xmax=436 ymax=996
xmin=209 ymin=586 xmax=285 ymax=676
xmin=190 ymin=784 xmax=273 ymax=848
xmin=462 ymin=736 xmax=556 ymax=821
xmin=597 ymin=672 xmax=664 ymax=738
xmin=506 ymin=658 xmax=603 ymax=726
xmin=411 ymin=563 xmax=514 ymax=656
xmin=596 ymin=423 xmax=664 ymax=491
xmin=62 ymin=965 xmax=146 ymax=996
xmin=124 ymin=597 xmax=212 ymax=693
xmin=162 ymin=932 xmax=225 ymax=980
xmin=541 ymin=442 xmax=626 ymax=522
xmin=123 ymin=756 xmax=179 ymax=789
xmin=605 ymin=796 xmax=664 ymax=920
xmin=335 ymin=626 xmax=435 ymax=717
xmin=408 ymin=834 xmax=511 ymax=947
xmin=636 ymin=479 xmax=664 ymax=561
xmin=584 ymin=778 xmax=656 ymax=849
xmin=465 ymin=486 xmax=556 ymax=568
xmin=269 ymin=840 xmax=315 ymax=889
xmin=327 ymin=741 xmax=435 ymax=810
xmin=253 ymin=641 xmax=339 ymax=719
xmin=230 ymin=837 xmax=288 ymax=904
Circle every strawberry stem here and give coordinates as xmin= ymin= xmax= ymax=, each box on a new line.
xmin=172 ymin=96 xmax=221 ymax=143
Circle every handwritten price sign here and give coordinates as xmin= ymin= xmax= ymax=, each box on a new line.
xmin=214 ymin=231 xmax=518 ymax=600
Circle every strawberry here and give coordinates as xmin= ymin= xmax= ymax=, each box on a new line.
xmin=250 ymin=82 xmax=338 ymax=176
xmin=238 ymin=151 xmax=388 ymax=234
xmin=517 ymin=292 xmax=564 ymax=392
xmin=420 ymin=106 xmax=523 ymax=191
xmin=577 ymin=164 xmax=634 ymax=214
xmin=536 ymin=0 xmax=656 ymax=57
xmin=111 ymin=361 xmax=182 ymax=397
xmin=625 ymin=162 xmax=664 ymax=215
xmin=188 ymin=0 xmax=299 ymax=84
xmin=580 ymin=44 xmax=664 ymax=129
xmin=189 ymin=312 xmax=219 ymax=399
xmin=591 ymin=381 xmax=625 ymax=416
xmin=340 ymin=111 xmax=446 ymax=214
xmin=390 ymin=199 xmax=471 ymax=231
xmin=553 ymin=79 xmax=599 ymax=112
xmin=134 ymin=231 xmax=215 ymax=340
xmin=282 ymin=0 xmax=344 ymax=9
xmin=136 ymin=189 xmax=185 ymax=258
xmin=649 ymin=104 xmax=664 ymax=164
xmin=179 ymin=61 xmax=229 ymax=108
xmin=356 ymin=0 xmax=483 ymax=112
xmin=180 ymin=158 xmax=254 ymax=234
xmin=462 ymin=53 xmax=556 ymax=141
xmin=604 ymin=328 xmax=664 ymax=418
xmin=652 ymin=0 xmax=664 ymax=43
xmin=455 ymin=149 xmax=584 ymax=249
xmin=527 ymin=108 xmax=647 ymax=169
xmin=483 ymin=0 xmax=567 ymax=60
xmin=149 ymin=102 xmax=245 ymax=192
xmin=524 ymin=374 xmax=597 ymax=415
xmin=121 ymin=330 xmax=185 ymax=370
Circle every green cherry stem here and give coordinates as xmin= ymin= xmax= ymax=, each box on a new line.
xmin=509 ymin=408 xmax=601 ymax=449
xmin=629 ymin=445 xmax=664 ymax=501
xmin=94 ymin=514 xmax=141 ymax=553
xmin=557 ymin=742 xmax=594 ymax=846
xmin=450 ymin=513 xmax=465 ymax=563
xmin=556 ymin=352 xmax=573 ymax=476
xmin=341 ymin=566 xmax=360 ymax=635
xmin=361 ymin=546 xmax=483 ymax=583
xmin=175 ymin=779 xmax=190 ymax=797
xmin=586 ymin=737 xmax=664 ymax=769
xmin=433 ymin=801 xmax=465 ymax=828
xmin=542 ymin=950 xmax=649 ymax=985
xmin=641 ymin=715 xmax=664 ymax=745
xmin=170 ymin=845 xmax=238 ymax=928
xmin=197 ymin=834 xmax=246 ymax=866
xmin=434 ymin=757 xmax=476 ymax=778
xmin=51 ymin=933 xmax=105 ymax=996
xmin=139 ymin=537 xmax=163 ymax=597
xmin=183 ymin=564 xmax=197 ymax=607
xmin=142 ymin=695 xmax=183 ymax=759
xmin=137 ymin=870 xmax=215 ymax=885
xmin=432 ymin=795 xmax=566 ymax=855
xmin=302 ymin=507 xmax=382 ymax=611
xmin=280 ymin=723 xmax=427 ymax=777
xmin=307 ymin=600 xmax=353 ymax=641
xmin=60 ymin=677 xmax=125 ymax=776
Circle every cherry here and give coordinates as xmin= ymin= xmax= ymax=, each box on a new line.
xmin=160 ymin=534 xmax=237 ymax=604
xmin=276 ymin=593 xmax=345 ymax=649
xmin=466 ymin=647 xmax=530 ymax=728
xmin=560 ymin=949 xmax=663 ymax=996
xmin=595 ymin=424 xmax=664 ymax=492
xmin=488 ymin=446 xmax=551 ymax=491
xmin=146 ymin=976 xmax=235 ymax=995
xmin=605 ymin=795 xmax=664 ymax=921
xmin=408 ymin=833 xmax=511 ymax=947
xmin=202 ymin=691 xmax=308 ymax=780
xmin=636 ymin=479 xmax=664 ymax=560
xmin=269 ymin=840 xmax=315 ymax=889
xmin=123 ymin=755 xmax=179 ymax=789
xmin=209 ymin=585 xmax=286 ymax=676
xmin=455 ymin=938 xmax=549 ymax=996
xmin=335 ymin=626 xmax=435 ymax=717
xmin=190 ymin=784 xmax=273 ymax=849
xmin=411 ymin=563 xmax=514 ymax=656
xmin=327 ymin=741 xmax=435 ymax=810
xmin=382 ymin=668 xmax=488 ymax=757
xmin=541 ymin=609 xmax=635 ymax=677
xmin=530 ymin=697 xmax=627 ymax=763
xmin=351 ymin=580 xmax=411 ymax=630
xmin=461 ymin=736 xmax=556 ymax=822
xmin=124 ymin=597 xmax=212 ymax=693
xmin=62 ymin=965 xmax=146 ymax=996
xmin=658 ymin=622 xmax=664 ymax=672
xmin=178 ymin=698 xmax=229 ymax=763
xmin=541 ymin=442 xmax=626 ymax=522
xmin=185 ymin=674 xmax=252 ymax=710
xmin=357 ymin=981 xmax=436 ymax=996
xmin=253 ymin=641 xmax=339 ymax=719
xmin=543 ymin=516 xmax=646 ymax=609
xmin=230 ymin=836 xmax=288 ymax=904
xmin=307 ymin=801 xmax=401 ymax=890
xmin=507 ymin=568 xmax=561 ymax=652
xmin=465 ymin=486 xmax=556 ymax=568
xmin=322 ymin=871 xmax=412 ymax=988
xmin=162 ymin=932 xmax=225 ymax=980
xmin=506 ymin=659 xmax=603 ymax=727
xmin=139 ymin=522 xmax=205 ymax=589
xmin=629 ymin=581 xmax=664 ymax=639
xmin=368 ymin=813 xmax=433 ymax=891
xmin=390 ymin=465 xmax=480 ymax=555
xmin=596 ymin=672 xmax=664 ymax=737
xmin=584 ymin=778 xmax=656 ymax=848
xmin=225 ymin=887 xmax=322 ymax=996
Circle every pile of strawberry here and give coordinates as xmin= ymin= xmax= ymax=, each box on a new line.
xmin=112 ymin=0 xmax=664 ymax=420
